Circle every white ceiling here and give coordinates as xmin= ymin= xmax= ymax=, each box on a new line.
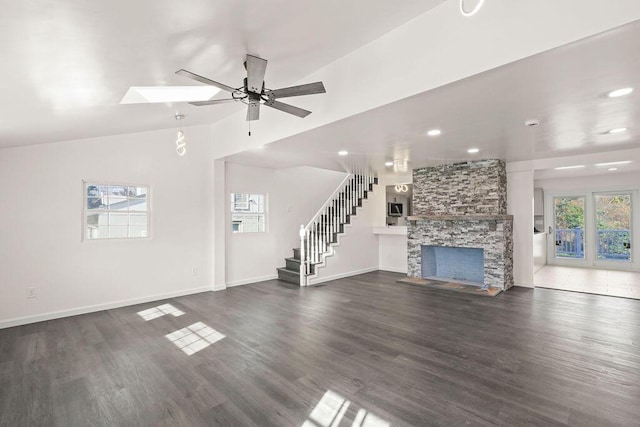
xmin=0 ymin=0 xmax=446 ymax=147
xmin=3 ymin=1 xmax=640 ymax=183
xmin=226 ymin=20 xmax=640 ymax=177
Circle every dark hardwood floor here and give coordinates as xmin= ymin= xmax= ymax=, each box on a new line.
xmin=1 ymin=271 xmax=640 ymax=426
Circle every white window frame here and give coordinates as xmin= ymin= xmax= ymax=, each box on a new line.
xmin=230 ymin=193 xmax=267 ymax=233
xmin=82 ymin=180 xmax=152 ymax=241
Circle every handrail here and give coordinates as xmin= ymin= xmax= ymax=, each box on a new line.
xmin=304 ymin=174 xmax=353 ymax=230
xmin=298 ymin=171 xmax=375 ymax=286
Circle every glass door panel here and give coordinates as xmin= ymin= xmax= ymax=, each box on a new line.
xmin=553 ymin=196 xmax=585 ymax=259
xmin=595 ymin=193 xmax=631 ymax=262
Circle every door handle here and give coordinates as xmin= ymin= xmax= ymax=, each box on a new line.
xmin=549 ymin=226 xmax=553 ymax=235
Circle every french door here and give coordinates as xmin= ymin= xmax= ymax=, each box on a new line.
xmin=546 ymin=190 xmax=639 ymax=270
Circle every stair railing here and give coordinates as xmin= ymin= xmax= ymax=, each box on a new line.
xmin=298 ymin=170 xmax=376 ymax=286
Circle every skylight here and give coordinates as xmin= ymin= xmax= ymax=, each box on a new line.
xmin=120 ymin=86 xmax=221 ymax=104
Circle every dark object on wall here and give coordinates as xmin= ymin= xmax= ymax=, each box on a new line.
xmin=388 ymin=202 xmax=403 ymax=217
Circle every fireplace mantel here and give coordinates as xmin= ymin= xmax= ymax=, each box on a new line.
xmin=408 ymin=215 xmax=513 ymax=222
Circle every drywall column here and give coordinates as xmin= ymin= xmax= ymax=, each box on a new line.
xmin=212 ymin=159 xmax=227 ymax=290
xmin=507 ymin=164 xmax=534 ymax=288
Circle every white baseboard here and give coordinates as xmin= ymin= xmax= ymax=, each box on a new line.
xmin=514 ymin=281 xmax=535 ymax=288
xmin=226 ymin=274 xmax=278 ymax=288
xmin=308 ymin=266 xmax=378 ymax=286
xmin=379 ymin=266 xmax=408 ymax=274
xmin=0 ymin=285 xmax=214 ymax=330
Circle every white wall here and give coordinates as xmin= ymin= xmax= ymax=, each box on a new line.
xmin=224 ymin=163 xmax=347 ymax=286
xmin=535 ymin=170 xmax=640 ymax=192
xmin=0 ymin=126 xmax=216 ymax=327
xmin=372 ymin=175 xmax=412 ymax=274
xmin=507 ymin=167 xmax=534 ymax=288
xmin=533 ymin=233 xmax=547 ymax=274
xmin=378 ymin=234 xmax=408 ymax=274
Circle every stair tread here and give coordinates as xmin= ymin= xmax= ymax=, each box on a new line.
xmin=277 ymin=267 xmax=299 ymax=274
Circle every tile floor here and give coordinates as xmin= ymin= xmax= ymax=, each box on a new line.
xmin=534 ymin=265 xmax=640 ymax=299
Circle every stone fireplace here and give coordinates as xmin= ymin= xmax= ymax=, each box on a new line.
xmin=407 ymin=160 xmax=513 ymax=290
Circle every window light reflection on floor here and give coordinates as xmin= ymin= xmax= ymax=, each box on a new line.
xmin=165 ymin=322 xmax=225 ymax=355
xmin=137 ymin=303 xmax=185 ymax=321
xmin=302 ymin=390 xmax=390 ymax=427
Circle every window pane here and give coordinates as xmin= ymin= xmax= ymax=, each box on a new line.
xmin=129 ymin=225 xmax=148 ymax=238
xmin=554 ymin=196 xmax=585 ymax=259
xmin=130 ymin=213 xmax=147 ymax=225
xmin=231 ymin=193 xmax=249 ymax=211
xmin=129 ymin=198 xmax=147 ymax=211
xmin=129 ymin=186 xmax=148 ymax=198
xmin=86 ymin=224 xmax=109 ymax=239
xmin=595 ymin=194 xmax=631 ymax=262
xmin=109 ymin=226 xmax=128 ymax=238
xmin=105 ymin=195 xmax=127 ymax=210
xmin=109 ymin=213 xmax=128 ymax=226
xmin=108 ymin=186 xmax=128 ymax=196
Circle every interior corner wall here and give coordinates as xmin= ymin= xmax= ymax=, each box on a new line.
xmin=224 ymin=163 xmax=347 ymax=287
xmin=0 ymin=126 xmax=217 ymax=328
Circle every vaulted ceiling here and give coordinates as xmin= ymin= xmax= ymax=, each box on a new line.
xmin=2 ymin=1 xmax=640 ymax=181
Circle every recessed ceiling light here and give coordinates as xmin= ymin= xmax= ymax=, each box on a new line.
xmin=467 ymin=148 xmax=479 ymax=154
xmin=338 ymin=150 xmax=348 ymax=156
xmin=608 ymin=88 xmax=634 ymax=98
xmin=607 ymin=127 xmax=627 ymax=134
xmin=427 ymin=129 xmax=442 ymax=137
xmin=384 ymin=161 xmax=394 ymax=167
xmin=595 ymin=161 xmax=632 ymax=167
xmin=608 ymin=168 xmax=618 ymax=171
xmin=120 ymin=86 xmax=221 ymax=104
xmin=554 ymin=165 xmax=585 ymax=170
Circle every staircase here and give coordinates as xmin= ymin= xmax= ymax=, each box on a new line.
xmin=277 ymin=172 xmax=377 ymax=286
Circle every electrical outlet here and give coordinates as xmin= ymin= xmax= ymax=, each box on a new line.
xmin=192 ymin=267 xmax=199 ymax=277
xmin=27 ymin=287 xmax=36 ymax=299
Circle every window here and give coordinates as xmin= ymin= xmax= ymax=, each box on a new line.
xmin=84 ymin=182 xmax=150 ymax=240
xmin=231 ymin=193 xmax=266 ymax=233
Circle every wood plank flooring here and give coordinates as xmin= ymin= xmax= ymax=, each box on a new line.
xmin=1 ymin=270 xmax=640 ymax=426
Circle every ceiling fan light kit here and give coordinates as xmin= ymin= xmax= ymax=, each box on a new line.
xmin=177 ymin=54 xmax=326 ymax=122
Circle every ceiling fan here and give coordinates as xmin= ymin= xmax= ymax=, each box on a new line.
xmin=176 ymin=54 xmax=326 ymax=121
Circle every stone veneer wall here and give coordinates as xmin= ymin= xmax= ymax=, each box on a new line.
xmin=412 ymin=159 xmax=506 ymax=216
xmin=408 ymin=219 xmax=514 ymax=289
xmin=407 ymin=159 xmax=514 ymax=289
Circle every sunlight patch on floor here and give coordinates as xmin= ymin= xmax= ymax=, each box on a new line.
xmin=303 ymin=390 xmax=390 ymax=427
xmin=137 ymin=303 xmax=185 ymax=321
xmin=165 ymin=322 xmax=225 ymax=355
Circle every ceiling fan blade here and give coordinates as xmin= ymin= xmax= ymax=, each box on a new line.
xmin=189 ymin=99 xmax=238 ymax=106
xmin=176 ymin=69 xmax=237 ymax=93
xmin=265 ymin=99 xmax=311 ymax=118
xmin=246 ymin=102 xmax=260 ymax=121
xmin=245 ymin=55 xmax=268 ymax=93
xmin=269 ymin=82 xmax=326 ymax=99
